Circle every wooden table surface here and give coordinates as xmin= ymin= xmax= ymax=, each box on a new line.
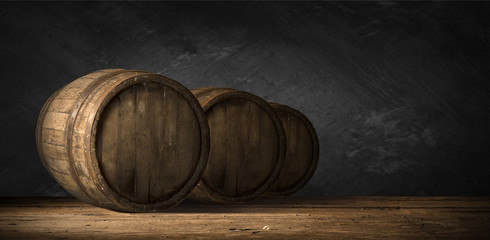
xmin=1 ymin=197 xmax=489 ymax=239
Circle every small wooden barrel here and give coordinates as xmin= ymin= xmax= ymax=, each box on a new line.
xmin=265 ymin=103 xmax=319 ymax=197
xmin=36 ymin=69 xmax=209 ymax=212
xmin=189 ymin=87 xmax=286 ymax=204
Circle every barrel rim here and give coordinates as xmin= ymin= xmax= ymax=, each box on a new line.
xmin=86 ymin=71 xmax=209 ymax=212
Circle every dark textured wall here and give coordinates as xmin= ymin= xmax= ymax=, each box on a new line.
xmin=1 ymin=1 xmax=489 ymax=197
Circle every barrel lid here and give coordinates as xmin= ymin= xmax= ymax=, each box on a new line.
xmin=266 ymin=103 xmax=319 ymax=197
xmin=90 ymin=71 xmax=209 ymax=211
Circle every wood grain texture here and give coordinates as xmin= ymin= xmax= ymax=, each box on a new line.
xmin=190 ymin=88 xmax=286 ymax=204
xmin=35 ymin=69 xmax=210 ymax=212
xmin=266 ymin=103 xmax=319 ymax=197
xmin=1 ymin=197 xmax=489 ymax=239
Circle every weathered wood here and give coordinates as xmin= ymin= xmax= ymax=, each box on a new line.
xmin=1 ymin=197 xmax=489 ymax=239
xmin=265 ymin=103 xmax=320 ymax=197
xmin=35 ymin=69 xmax=210 ymax=212
xmin=190 ymin=88 xmax=286 ymax=204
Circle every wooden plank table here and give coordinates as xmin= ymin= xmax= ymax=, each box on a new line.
xmin=1 ymin=197 xmax=489 ymax=239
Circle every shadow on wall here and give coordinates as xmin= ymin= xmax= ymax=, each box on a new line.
xmin=0 ymin=1 xmax=489 ymax=196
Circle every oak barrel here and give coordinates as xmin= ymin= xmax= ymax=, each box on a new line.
xmin=189 ymin=87 xmax=286 ymax=204
xmin=35 ymin=69 xmax=210 ymax=212
xmin=265 ymin=103 xmax=319 ymax=197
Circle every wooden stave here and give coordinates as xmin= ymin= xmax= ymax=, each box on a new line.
xmin=189 ymin=87 xmax=287 ymax=204
xmin=36 ymin=69 xmax=210 ymax=212
xmin=264 ymin=103 xmax=320 ymax=197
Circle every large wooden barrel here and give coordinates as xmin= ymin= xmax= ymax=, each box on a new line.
xmin=35 ymin=69 xmax=209 ymax=212
xmin=189 ymin=87 xmax=286 ymax=204
xmin=265 ymin=103 xmax=319 ymax=197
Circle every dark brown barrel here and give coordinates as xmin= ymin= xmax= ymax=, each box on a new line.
xmin=35 ymin=69 xmax=209 ymax=212
xmin=189 ymin=87 xmax=286 ymax=204
xmin=265 ymin=103 xmax=319 ymax=197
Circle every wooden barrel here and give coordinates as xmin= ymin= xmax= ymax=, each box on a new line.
xmin=35 ymin=69 xmax=209 ymax=212
xmin=189 ymin=87 xmax=286 ymax=204
xmin=265 ymin=103 xmax=319 ymax=197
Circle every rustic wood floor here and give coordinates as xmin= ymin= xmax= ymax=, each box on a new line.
xmin=1 ymin=197 xmax=489 ymax=239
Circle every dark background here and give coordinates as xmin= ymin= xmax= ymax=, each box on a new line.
xmin=1 ymin=1 xmax=489 ymax=197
